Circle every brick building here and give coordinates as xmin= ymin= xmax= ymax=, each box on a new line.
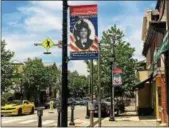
xmin=136 ymin=0 xmax=169 ymax=126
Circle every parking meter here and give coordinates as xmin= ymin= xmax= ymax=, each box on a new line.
xmin=88 ymin=102 xmax=95 ymax=111
xmin=37 ymin=109 xmax=43 ymax=116
xmin=69 ymin=102 xmax=75 ymax=126
xmin=56 ymin=102 xmax=61 ymax=127
xmin=37 ymin=107 xmax=44 ymax=127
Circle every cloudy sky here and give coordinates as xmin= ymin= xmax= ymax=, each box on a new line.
xmin=2 ymin=1 xmax=156 ymax=76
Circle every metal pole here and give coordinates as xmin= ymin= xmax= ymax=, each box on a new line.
xmin=20 ymin=79 xmax=23 ymax=101
xmin=57 ymin=110 xmax=60 ymax=127
xmin=61 ymin=0 xmax=68 ymax=127
xmin=167 ymin=0 xmax=169 ymax=30
xmin=38 ymin=116 xmax=42 ymax=127
xmin=109 ymin=39 xmax=115 ymax=121
xmin=69 ymin=105 xmax=75 ymax=126
xmin=98 ymin=43 xmax=102 ymax=127
xmin=165 ymin=49 xmax=169 ymax=126
xmin=90 ymin=60 xmax=94 ymax=127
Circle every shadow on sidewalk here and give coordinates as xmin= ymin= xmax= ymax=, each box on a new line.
xmin=139 ymin=116 xmax=156 ymax=120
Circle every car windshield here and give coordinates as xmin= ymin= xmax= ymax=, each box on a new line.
xmin=6 ymin=100 xmax=22 ymax=105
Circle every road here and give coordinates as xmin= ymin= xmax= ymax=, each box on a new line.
xmin=1 ymin=105 xmax=158 ymax=127
xmin=1 ymin=106 xmax=87 ymax=127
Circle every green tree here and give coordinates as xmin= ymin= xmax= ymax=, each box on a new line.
xmin=45 ymin=63 xmax=60 ymax=97
xmin=1 ymin=40 xmax=15 ymax=92
xmin=68 ymin=71 xmax=88 ymax=98
xmin=85 ymin=25 xmax=138 ymax=98
xmin=23 ymin=58 xmax=61 ymax=103
xmin=23 ymin=58 xmax=48 ymax=101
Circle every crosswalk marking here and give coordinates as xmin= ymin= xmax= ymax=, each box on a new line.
xmin=2 ymin=119 xmax=24 ymax=124
xmin=42 ymin=120 xmax=55 ymax=125
xmin=19 ymin=120 xmax=36 ymax=124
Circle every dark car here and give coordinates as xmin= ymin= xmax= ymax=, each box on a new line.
xmin=44 ymin=98 xmax=59 ymax=109
xmin=83 ymin=97 xmax=90 ymax=105
xmin=68 ymin=98 xmax=76 ymax=106
xmin=86 ymin=100 xmax=120 ymax=117
xmin=105 ymin=97 xmax=124 ymax=115
xmin=86 ymin=100 xmax=110 ymax=117
xmin=75 ymin=98 xmax=85 ymax=105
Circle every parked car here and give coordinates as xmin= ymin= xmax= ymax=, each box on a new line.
xmin=68 ymin=98 xmax=76 ymax=105
xmin=44 ymin=98 xmax=60 ymax=109
xmin=82 ymin=97 xmax=90 ymax=105
xmin=105 ymin=97 xmax=124 ymax=115
xmin=1 ymin=100 xmax=35 ymax=116
xmin=86 ymin=100 xmax=112 ymax=117
xmin=75 ymin=98 xmax=85 ymax=105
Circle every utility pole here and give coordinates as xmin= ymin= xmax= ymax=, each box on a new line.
xmin=98 ymin=43 xmax=102 ymax=126
xmin=90 ymin=60 xmax=94 ymax=127
xmin=61 ymin=0 xmax=68 ymax=127
xmin=109 ymin=38 xmax=115 ymax=121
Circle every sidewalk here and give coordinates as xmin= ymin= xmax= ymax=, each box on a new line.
xmin=97 ymin=116 xmax=158 ymax=127
xmin=72 ymin=105 xmax=158 ymax=127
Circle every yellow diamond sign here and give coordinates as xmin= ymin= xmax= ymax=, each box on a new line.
xmin=42 ymin=38 xmax=54 ymax=51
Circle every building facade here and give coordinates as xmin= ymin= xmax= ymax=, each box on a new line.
xmin=140 ymin=0 xmax=169 ymax=126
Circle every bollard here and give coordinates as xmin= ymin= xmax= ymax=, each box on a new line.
xmin=37 ymin=108 xmax=43 ymax=127
xmin=57 ymin=105 xmax=61 ymax=127
xmin=69 ymin=103 xmax=75 ymax=126
xmin=85 ymin=102 xmax=89 ymax=119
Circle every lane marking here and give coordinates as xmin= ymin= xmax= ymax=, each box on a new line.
xmin=42 ymin=120 xmax=55 ymax=125
xmin=2 ymin=119 xmax=24 ymax=124
xmin=19 ymin=120 xmax=36 ymax=124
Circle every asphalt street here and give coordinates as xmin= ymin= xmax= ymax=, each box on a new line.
xmin=1 ymin=105 xmax=158 ymax=127
xmin=1 ymin=106 xmax=86 ymax=127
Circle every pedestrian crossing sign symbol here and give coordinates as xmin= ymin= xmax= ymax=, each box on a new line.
xmin=42 ymin=38 xmax=54 ymax=51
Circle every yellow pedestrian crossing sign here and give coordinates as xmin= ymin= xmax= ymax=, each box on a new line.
xmin=42 ymin=38 xmax=54 ymax=51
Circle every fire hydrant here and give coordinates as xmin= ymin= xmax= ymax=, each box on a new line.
xmin=49 ymin=100 xmax=54 ymax=113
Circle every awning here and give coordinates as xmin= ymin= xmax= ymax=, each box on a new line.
xmin=134 ymin=74 xmax=154 ymax=89
xmin=153 ymin=31 xmax=169 ymax=64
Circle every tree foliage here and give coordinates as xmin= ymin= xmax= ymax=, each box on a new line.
xmin=1 ymin=40 xmax=15 ymax=92
xmin=22 ymin=58 xmax=60 ymax=101
xmin=85 ymin=25 xmax=138 ymax=98
xmin=68 ymin=71 xmax=89 ymax=98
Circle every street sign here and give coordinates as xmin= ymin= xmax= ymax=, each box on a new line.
xmin=42 ymin=38 xmax=54 ymax=51
xmin=112 ymin=68 xmax=122 ymax=87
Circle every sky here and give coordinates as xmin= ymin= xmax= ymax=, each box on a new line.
xmin=2 ymin=1 xmax=156 ymax=76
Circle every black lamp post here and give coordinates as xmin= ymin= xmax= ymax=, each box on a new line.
xmin=61 ymin=0 xmax=68 ymax=126
xmin=109 ymin=40 xmax=115 ymax=121
xmin=109 ymin=35 xmax=121 ymax=121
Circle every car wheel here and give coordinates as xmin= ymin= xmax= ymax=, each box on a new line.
xmin=18 ymin=108 xmax=22 ymax=116
xmin=30 ymin=107 xmax=34 ymax=114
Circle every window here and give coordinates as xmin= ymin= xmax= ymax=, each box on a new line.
xmin=23 ymin=101 xmax=29 ymax=104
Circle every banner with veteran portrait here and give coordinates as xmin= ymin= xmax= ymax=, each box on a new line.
xmin=112 ymin=68 xmax=123 ymax=87
xmin=69 ymin=5 xmax=98 ymax=60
